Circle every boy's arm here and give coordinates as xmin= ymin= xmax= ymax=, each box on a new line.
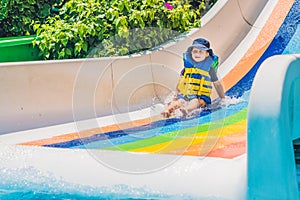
xmin=209 ymin=67 xmax=225 ymax=99
xmin=173 ymin=83 xmax=180 ymax=101
xmin=213 ymin=80 xmax=225 ymax=99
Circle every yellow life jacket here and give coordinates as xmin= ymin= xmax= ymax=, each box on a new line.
xmin=177 ymin=53 xmax=213 ymax=103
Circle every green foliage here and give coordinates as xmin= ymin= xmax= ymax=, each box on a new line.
xmin=0 ymin=0 xmax=61 ymax=37
xmin=34 ymin=0 xmax=207 ymax=60
xmin=0 ymin=0 xmax=9 ymax=21
xmin=92 ymin=28 xmax=181 ymax=57
xmin=188 ymin=0 xmax=218 ymax=15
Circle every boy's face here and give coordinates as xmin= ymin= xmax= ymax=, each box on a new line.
xmin=191 ymin=48 xmax=210 ymax=62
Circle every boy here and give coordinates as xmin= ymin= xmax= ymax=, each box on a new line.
xmin=161 ymin=38 xmax=225 ymax=118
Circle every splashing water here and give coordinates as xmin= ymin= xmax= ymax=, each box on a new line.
xmin=0 ymin=166 xmax=199 ymax=199
xmin=162 ymin=90 xmax=245 ymax=118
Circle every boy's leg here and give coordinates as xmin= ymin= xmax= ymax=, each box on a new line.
xmin=179 ymin=98 xmax=201 ymax=116
xmin=161 ymin=99 xmax=186 ymax=117
xmin=184 ymin=98 xmax=200 ymax=112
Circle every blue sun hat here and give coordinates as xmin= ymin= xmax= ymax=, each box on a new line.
xmin=188 ymin=38 xmax=214 ymax=56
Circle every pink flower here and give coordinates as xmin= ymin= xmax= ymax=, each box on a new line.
xmin=164 ymin=2 xmax=174 ymax=10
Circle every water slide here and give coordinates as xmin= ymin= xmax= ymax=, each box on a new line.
xmin=0 ymin=0 xmax=299 ymax=199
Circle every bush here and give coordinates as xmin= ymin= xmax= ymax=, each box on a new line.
xmin=33 ymin=0 xmax=206 ymax=59
xmin=0 ymin=0 xmax=63 ymax=37
xmin=189 ymin=0 xmax=218 ymax=14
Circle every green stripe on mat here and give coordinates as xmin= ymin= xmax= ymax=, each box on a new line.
xmin=102 ymin=108 xmax=247 ymax=151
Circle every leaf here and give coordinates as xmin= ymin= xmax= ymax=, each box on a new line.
xmin=62 ymin=38 xmax=68 ymax=47
xmin=58 ymin=50 xmax=65 ymax=58
xmin=74 ymin=42 xmax=82 ymax=54
xmin=118 ymin=26 xmax=129 ymax=38
xmin=33 ymin=23 xmax=40 ymax=31
xmin=83 ymin=42 xmax=88 ymax=52
xmin=65 ymin=48 xmax=72 ymax=56
xmin=28 ymin=0 xmax=36 ymax=5
xmin=38 ymin=4 xmax=51 ymax=18
xmin=118 ymin=3 xmax=124 ymax=12
xmin=124 ymin=1 xmax=130 ymax=11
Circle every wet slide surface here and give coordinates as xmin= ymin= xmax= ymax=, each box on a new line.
xmin=14 ymin=0 xmax=299 ymax=161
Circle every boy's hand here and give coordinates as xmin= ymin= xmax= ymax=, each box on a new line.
xmin=198 ymin=98 xmax=206 ymax=108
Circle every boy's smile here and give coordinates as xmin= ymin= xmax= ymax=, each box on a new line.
xmin=191 ymin=48 xmax=210 ymax=62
